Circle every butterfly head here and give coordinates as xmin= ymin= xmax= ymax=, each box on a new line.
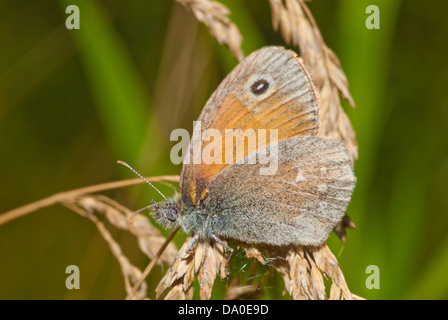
xmin=151 ymin=193 xmax=183 ymax=229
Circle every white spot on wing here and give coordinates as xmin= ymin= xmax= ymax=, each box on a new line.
xmin=295 ymin=169 xmax=306 ymax=183
xmin=318 ymin=183 xmax=328 ymax=192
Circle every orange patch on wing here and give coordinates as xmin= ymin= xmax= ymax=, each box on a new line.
xmin=183 ymin=87 xmax=317 ymax=203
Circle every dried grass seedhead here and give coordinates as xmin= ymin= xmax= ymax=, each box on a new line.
xmin=268 ymin=0 xmax=358 ymax=243
xmin=69 ymin=195 xmax=178 ymax=265
xmin=156 ymin=240 xmax=361 ymax=300
xmin=272 ymin=245 xmax=353 ymax=300
xmin=0 ymin=175 xmax=181 ymax=300
xmin=156 ymin=237 xmax=227 ymax=300
xmin=64 ymin=194 xmax=179 ymax=299
xmin=235 ymin=243 xmax=359 ymax=300
xmin=176 ymin=0 xmax=244 ymax=62
xmin=268 ymin=0 xmax=357 ymax=160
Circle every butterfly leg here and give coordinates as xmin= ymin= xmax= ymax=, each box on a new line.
xmin=185 ymin=233 xmax=200 ymax=257
xmin=211 ymin=234 xmax=234 ymax=283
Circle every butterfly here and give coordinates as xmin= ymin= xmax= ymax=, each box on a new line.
xmin=124 ymin=46 xmax=356 ymax=255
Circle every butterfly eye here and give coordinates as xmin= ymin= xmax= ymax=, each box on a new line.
xmin=250 ymin=79 xmax=269 ymax=95
xmin=166 ymin=208 xmax=177 ymax=222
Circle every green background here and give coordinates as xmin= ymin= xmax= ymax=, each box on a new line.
xmin=1 ymin=0 xmax=447 ymax=299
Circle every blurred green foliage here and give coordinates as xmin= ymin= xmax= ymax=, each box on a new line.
xmin=0 ymin=0 xmax=447 ymax=299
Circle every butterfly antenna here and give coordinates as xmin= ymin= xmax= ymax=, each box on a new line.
xmin=117 ymin=160 xmax=169 ymax=203
xmin=129 ymin=201 xmax=165 ymax=224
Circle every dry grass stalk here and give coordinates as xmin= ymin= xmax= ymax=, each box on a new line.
xmin=265 ymin=0 xmax=360 ymax=299
xmin=268 ymin=0 xmax=357 ymax=160
xmin=176 ymin=0 xmax=244 ymax=62
xmin=225 ymin=278 xmax=261 ymax=300
xmin=0 ymin=176 xmax=180 ymax=227
xmin=156 ymin=236 xmax=227 ymax=300
xmin=63 ymin=194 xmax=181 ymax=299
xmin=64 ymin=199 xmax=148 ymax=299
xmin=0 ymin=176 xmax=180 ymax=299
xmin=69 ymin=195 xmax=178 ymax=265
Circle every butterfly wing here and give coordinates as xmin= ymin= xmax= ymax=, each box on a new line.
xmin=181 ymin=46 xmax=320 ymax=206
xmin=204 ymin=136 xmax=356 ymax=246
